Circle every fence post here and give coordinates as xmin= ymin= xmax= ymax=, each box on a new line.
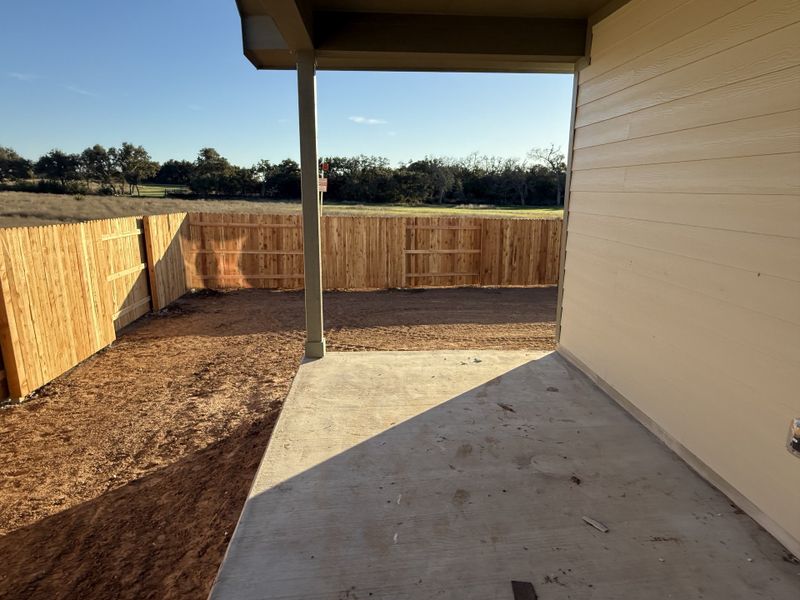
xmin=143 ymin=213 xmax=190 ymax=311
xmin=0 ymin=231 xmax=25 ymax=399
xmin=79 ymin=222 xmax=104 ymax=349
xmin=399 ymin=217 xmax=407 ymax=288
xmin=142 ymin=215 xmax=160 ymax=311
xmin=479 ymin=220 xmax=486 ymax=287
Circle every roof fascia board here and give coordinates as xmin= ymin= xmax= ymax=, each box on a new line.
xmin=314 ymin=12 xmax=586 ymax=58
xmin=315 ymin=51 xmax=578 ymax=73
xmin=238 ymin=0 xmax=313 ymax=49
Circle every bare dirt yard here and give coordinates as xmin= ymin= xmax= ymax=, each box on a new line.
xmin=0 ymin=286 xmax=556 ymax=599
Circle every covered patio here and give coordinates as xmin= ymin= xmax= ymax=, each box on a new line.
xmin=210 ymin=351 xmax=798 ymax=598
xmin=210 ymin=0 xmax=800 ymax=596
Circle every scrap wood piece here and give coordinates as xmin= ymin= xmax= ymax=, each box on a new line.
xmin=582 ymin=515 xmax=609 ymax=533
xmin=511 ymin=580 xmax=538 ymax=600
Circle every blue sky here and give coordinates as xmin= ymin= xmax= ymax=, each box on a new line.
xmin=1 ymin=0 xmax=573 ymax=167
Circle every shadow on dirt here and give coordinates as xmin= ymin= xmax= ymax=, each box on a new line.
xmin=0 ymin=415 xmax=277 ymax=600
xmin=132 ymin=287 xmax=557 ymax=340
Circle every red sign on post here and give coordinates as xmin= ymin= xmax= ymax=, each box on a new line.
xmin=318 ymin=178 xmax=328 ymax=192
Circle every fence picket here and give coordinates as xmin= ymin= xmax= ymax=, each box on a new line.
xmin=183 ymin=212 xmax=560 ymax=290
xmin=0 ymin=211 xmax=561 ymax=400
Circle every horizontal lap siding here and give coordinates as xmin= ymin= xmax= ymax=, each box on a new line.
xmin=561 ymin=0 xmax=800 ymax=550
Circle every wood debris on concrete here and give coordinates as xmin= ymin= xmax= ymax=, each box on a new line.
xmin=583 ymin=516 xmax=610 ymax=533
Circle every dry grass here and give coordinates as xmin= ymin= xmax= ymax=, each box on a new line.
xmin=0 ymin=191 xmax=562 ymax=227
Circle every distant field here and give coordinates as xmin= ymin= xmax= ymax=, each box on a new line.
xmin=0 ymin=191 xmax=562 ymax=227
xmin=134 ymin=183 xmax=191 ymax=197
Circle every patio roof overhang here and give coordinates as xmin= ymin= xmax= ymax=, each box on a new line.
xmin=235 ymin=0 xmax=627 ymax=73
xmin=234 ymin=0 xmax=631 ymax=358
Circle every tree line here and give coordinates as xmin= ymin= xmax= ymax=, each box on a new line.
xmin=0 ymin=143 xmax=566 ymax=206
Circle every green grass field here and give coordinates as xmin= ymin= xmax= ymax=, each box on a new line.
xmin=317 ymin=202 xmax=562 ymax=218
xmin=0 ymin=191 xmax=563 ymax=227
xmin=135 ymin=184 xmax=191 ymax=198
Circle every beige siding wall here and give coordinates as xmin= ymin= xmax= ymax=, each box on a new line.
xmin=560 ymin=0 xmax=800 ymax=552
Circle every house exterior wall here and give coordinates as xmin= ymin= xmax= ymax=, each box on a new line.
xmin=559 ymin=0 xmax=800 ymax=552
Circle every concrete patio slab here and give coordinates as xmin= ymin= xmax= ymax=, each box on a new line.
xmin=210 ymin=351 xmax=799 ymax=599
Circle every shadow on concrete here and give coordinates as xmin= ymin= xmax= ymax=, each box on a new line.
xmin=210 ymin=351 xmax=799 ymax=599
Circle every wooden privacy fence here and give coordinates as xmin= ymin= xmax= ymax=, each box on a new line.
xmin=0 ymin=214 xmax=188 ymax=399
xmin=0 ymin=211 xmax=560 ymax=400
xmin=185 ymin=213 xmax=562 ymax=290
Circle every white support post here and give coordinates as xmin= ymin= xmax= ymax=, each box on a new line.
xmin=296 ymin=50 xmax=325 ymax=358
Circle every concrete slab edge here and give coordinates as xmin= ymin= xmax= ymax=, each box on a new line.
xmin=208 ymin=353 xmax=312 ymax=599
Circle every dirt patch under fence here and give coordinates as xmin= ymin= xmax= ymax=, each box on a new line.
xmin=0 ymin=286 xmax=556 ymax=599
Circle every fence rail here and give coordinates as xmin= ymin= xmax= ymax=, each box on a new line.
xmin=186 ymin=213 xmax=561 ymax=290
xmin=0 ymin=214 xmax=188 ymax=399
xmin=0 ymin=211 xmax=561 ymax=400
